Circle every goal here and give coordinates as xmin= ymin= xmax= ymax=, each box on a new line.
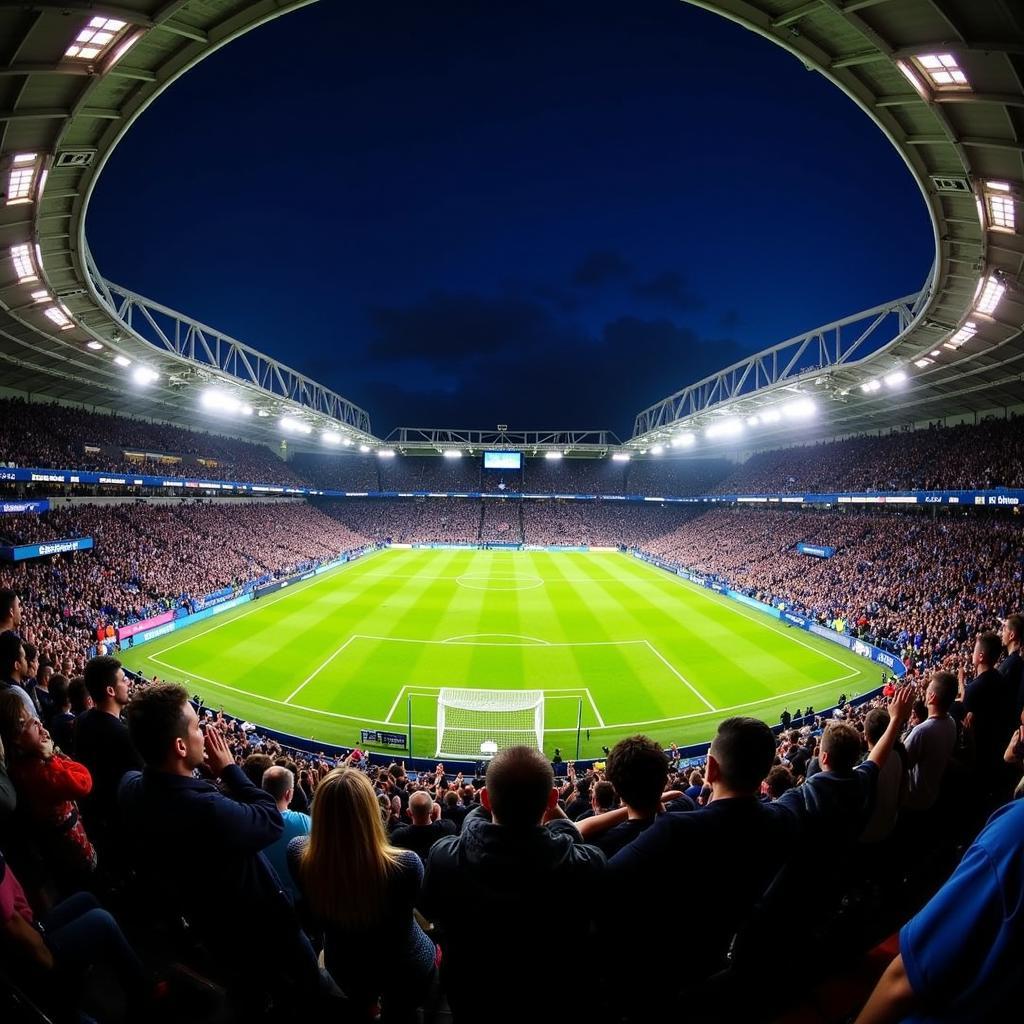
xmin=435 ymin=688 xmax=545 ymax=759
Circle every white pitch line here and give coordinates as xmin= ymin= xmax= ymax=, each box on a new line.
xmin=357 ymin=634 xmax=645 ymax=648
xmin=146 ymin=549 xmax=384 ymax=658
xmin=441 ymin=633 xmax=552 ymax=645
xmin=642 ymin=640 xmax=717 ymax=711
xmin=284 ymin=635 xmax=359 ymax=704
xmin=384 ymin=685 xmax=408 ymax=723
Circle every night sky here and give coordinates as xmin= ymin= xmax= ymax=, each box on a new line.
xmin=87 ymin=0 xmax=933 ymax=439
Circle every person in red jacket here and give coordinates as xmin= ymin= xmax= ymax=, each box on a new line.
xmin=0 ymin=691 xmax=96 ymax=891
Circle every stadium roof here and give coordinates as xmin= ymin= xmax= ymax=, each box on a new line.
xmin=0 ymin=0 xmax=1022 ymax=458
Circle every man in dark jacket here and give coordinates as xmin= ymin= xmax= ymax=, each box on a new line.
xmin=962 ymin=631 xmax=1018 ymax=801
xmin=119 ymin=683 xmax=323 ymax=1011
xmin=420 ymin=745 xmax=605 ymax=1022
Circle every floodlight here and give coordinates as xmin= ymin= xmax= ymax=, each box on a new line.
xmin=782 ymin=398 xmax=815 ymax=419
xmin=65 ymin=17 xmax=128 ymax=61
xmin=883 ymin=371 xmax=907 ymax=387
xmin=6 ymin=155 xmax=37 ymax=205
xmin=113 ymin=355 xmax=131 ymax=368
xmin=359 ymin=444 xmax=370 ymax=453
xmin=44 ymin=306 xmax=73 ymax=330
xmin=11 ymin=244 xmax=37 ymax=283
xmin=86 ymin=340 xmax=103 ymax=351
xmin=860 ymin=380 xmax=882 ymax=394
xmin=241 ymin=404 xmax=253 ymax=416
xmin=133 ymin=366 xmax=158 ymax=385
xmin=612 ymin=452 xmax=631 ymax=462
xmin=987 ymin=191 xmax=1014 ymax=232
xmin=30 ymin=289 xmax=49 ymax=303
xmin=930 ymin=350 xmax=941 ymax=357
xmin=377 ymin=449 xmax=395 ymax=458
xmin=705 ymin=418 xmax=743 ymax=439
xmin=974 ymin=276 xmax=1005 ymax=316
xmin=650 ymin=445 xmax=665 ymax=455
xmin=545 ymin=451 xmax=562 ymax=460
xmin=323 ymin=430 xmax=342 ymax=444
xmin=760 ymin=409 xmax=782 ymax=424
xmin=280 ymin=416 xmax=311 ymax=434
xmin=442 ymin=449 xmax=463 ymax=458
xmin=943 ymin=321 xmax=977 ymax=349
xmin=342 ymin=437 xmax=353 ymax=446
xmin=915 ymin=53 xmax=969 ymax=89
xmin=746 ymin=416 xmax=760 ymax=427
xmin=914 ymin=357 xmax=934 ymax=368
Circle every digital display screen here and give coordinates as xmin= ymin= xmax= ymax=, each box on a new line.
xmin=484 ymin=451 xmax=522 ymax=470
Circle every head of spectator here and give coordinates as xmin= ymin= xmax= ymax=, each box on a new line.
xmin=0 ymin=590 xmax=20 ymax=633
xmin=480 ymin=745 xmax=557 ymax=828
xmin=261 ymin=765 xmax=294 ymax=812
xmin=67 ymin=675 xmax=92 ymax=715
xmin=0 ymin=632 xmax=28 ymax=684
xmin=48 ymin=674 xmax=70 ymax=714
xmin=1002 ymin=614 xmax=1022 ymax=655
xmin=765 ymin=764 xmax=796 ymax=799
xmin=0 ymin=691 xmax=51 ymax=762
xmin=819 ymin=722 xmax=865 ymax=774
xmin=591 ymin=779 xmax=617 ymax=814
xmin=925 ymin=670 xmax=958 ymax=716
xmin=242 ymin=752 xmax=273 ymax=788
xmin=299 ymin=767 xmax=404 ymax=925
xmin=863 ymin=709 xmax=890 ymax=751
xmin=124 ymin=682 xmax=203 ymax=776
xmin=22 ymin=642 xmax=38 ymax=682
xmin=605 ymin=734 xmax=669 ymax=816
xmin=408 ymin=789 xmax=435 ymax=825
xmin=973 ymin=631 xmax=1002 ymax=672
xmin=706 ymin=716 xmax=777 ymax=798
xmin=83 ymin=655 xmax=129 ymax=716
xmin=36 ymin=663 xmax=52 ymax=694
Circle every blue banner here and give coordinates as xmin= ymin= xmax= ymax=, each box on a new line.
xmin=0 ymin=536 xmax=93 ymax=562
xmin=0 ymin=499 xmax=49 ymax=514
xmin=797 ymin=543 xmax=835 ymax=558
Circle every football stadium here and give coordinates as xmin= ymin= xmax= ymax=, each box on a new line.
xmin=0 ymin=2 xmax=1022 ymax=1023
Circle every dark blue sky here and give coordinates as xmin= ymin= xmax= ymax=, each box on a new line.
xmin=88 ymin=0 xmax=933 ymax=437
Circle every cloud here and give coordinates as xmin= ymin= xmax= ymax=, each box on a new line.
xmin=570 ymin=249 xmax=633 ymax=287
xmin=345 ymin=290 xmax=743 ymax=433
xmin=631 ymin=270 xmax=702 ymax=312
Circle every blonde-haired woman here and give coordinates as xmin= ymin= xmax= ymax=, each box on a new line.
xmin=288 ymin=767 xmax=437 ymax=1022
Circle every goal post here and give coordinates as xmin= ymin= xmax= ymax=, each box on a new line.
xmin=435 ymin=688 xmax=545 ymax=759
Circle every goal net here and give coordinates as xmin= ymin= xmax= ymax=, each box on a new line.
xmin=435 ymin=688 xmax=545 ymax=759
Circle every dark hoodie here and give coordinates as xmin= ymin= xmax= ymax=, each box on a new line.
xmin=420 ymin=805 xmax=605 ymax=1021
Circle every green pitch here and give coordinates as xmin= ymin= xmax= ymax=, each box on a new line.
xmin=121 ymin=548 xmax=879 ymax=759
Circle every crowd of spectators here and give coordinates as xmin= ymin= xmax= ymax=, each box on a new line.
xmin=0 ymin=397 xmax=305 ymax=487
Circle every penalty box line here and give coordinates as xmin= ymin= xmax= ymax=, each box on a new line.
xmin=387 ymin=685 xmax=606 ymax=728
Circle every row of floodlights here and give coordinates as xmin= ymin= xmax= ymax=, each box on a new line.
xmin=642 ymin=397 xmax=817 ymax=454
xmin=861 ymin=274 xmax=1007 ymax=392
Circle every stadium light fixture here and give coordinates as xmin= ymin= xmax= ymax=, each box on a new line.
xmin=241 ymin=404 xmax=253 ymax=416
xmin=133 ymin=366 xmax=158 ymax=386
xmin=914 ymin=53 xmax=969 ymax=90
xmin=342 ymin=437 xmax=353 ymax=446
xmin=705 ymin=418 xmax=743 ymax=440
xmin=86 ymin=340 xmax=103 ymax=351
xmin=612 ymin=452 xmax=631 ymax=462
xmin=64 ymin=16 xmax=129 ymax=61
xmin=202 ymin=390 xmax=246 ymax=415
xmin=860 ymin=379 xmax=882 ymax=394
xmin=43 ymin=306 xmax=73 ymax=331
xmin=760 ymin=409 xmax=782 ymax=424
xmin=883 ymin=370 xmax=907 ymax=387
xmin=974 ymin=276 xmax=1005 ymax=317
xmin=10 ymin=244 xmax=38 ymax=283
xmin=113 ymin=355 xmax=131 ymax=368
xmin=442 ymin=449 xmax=463 ymax=458
xmin=650 ymin=444 xmax=665 ymax=456
xmin=746 ymin=416 xmax=760 ymax=427
xmin=377 ymin=449 xmax=396 ymax=458
xmin=323 ymin=430 xmax=342 ymax=444
xmin=6 ymin=154 xmax=39 ymax=206
xmin=930 ymin=350 xmax=941 ymax=357
xmin=544 ymin=451 xmax=563 ymax=460
xmin=943 ymin=321 xmax=977 ymax=350
xmin=914 ymin=357 xmax=934 ymax=368
xmin=30 ymin=289 xmax=49 ymax=303
xmin=782 ymin=398 xmax=815 ymax=419
xmin=359 ymin=444 xmax=370 ymax=453
xmin=279 ymin=415 xmax=312 ymax=435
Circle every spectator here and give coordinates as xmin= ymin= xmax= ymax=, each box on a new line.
xmin=902 ymin=671 xmax=958 ymax=813
xmin=860 ymin=708 xmax=903 ymax=844
xmin=440 ymin=788 xmax=468 ymax=831
xmin=0 ymin=588 xmax=21 ymax=633
xmin=120 ymin=683 xmax=324 ymax=1011
xmin=854 ymin=798 xmax=1024 ymax=1023
xmin=73 ymin=655 xmax=141 ymax=852
xmin=390 ymin=789 xmax=456 ymax=864
xmin=45 ymin=674 xmax=75 ymax=754
xmin=260 ymin=765 xmax=311 ymax=903
xmin=289 ymin=767 xmax=437 ymax=1022
xmin=999 ymin=613 xmax=1023 ymax=718
xmin=606 ymin=718 xmax=796 ymax=1005
xmin=0 ymin=691 xmax=96 ymax=892
xmin=420 ymin=746 xmax=605 ymax=1022
xmin=961 ymin=631 xmax=1017 ymax=801
xmin=0 ymin=631 xmax=37 ymax=718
